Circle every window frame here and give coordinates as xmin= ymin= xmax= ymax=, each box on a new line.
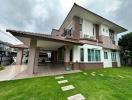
xmin=104 ymin=52 xmax=108 ymax=59
xmin=80 ymin=48 xmax=84 ymax=62
xmin=80 ymin=19 xmax=83 ymax=32
xmin=87 ymin=49 xmax=101 ymax=62
xmin=111 ymin=52 xmax=116 ymax=62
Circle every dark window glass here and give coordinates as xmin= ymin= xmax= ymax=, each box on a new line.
xmin=80 ymin=48 xmax=84 ymax=61
xmin=104 ymin=52 xmax=108 ymax=59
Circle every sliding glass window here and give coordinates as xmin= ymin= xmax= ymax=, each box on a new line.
xmin=88 ymin=49 xmax=101 ymax=62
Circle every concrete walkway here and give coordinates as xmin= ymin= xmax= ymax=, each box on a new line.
xmin=0 ymin=65 xmax=27 ymax=81
xmin=14 ymin=65 xmax=81 ymax=80
xmin=0 ymin=64 xmax=81 ymax=81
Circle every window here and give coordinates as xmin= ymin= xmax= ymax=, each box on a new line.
xmin=93 ymin=24 xmax=95 ymax=36
xmin=106 ymin=30 xmax=107 ymax=33
xmin=104 ymin=52 xmax=108 ymax=59
xmin=111 ymin=52 xmax=116 ymax=61
xmin=88 ymin=49 xmax=91 ymax=61
xmin=95 ymin=50 xmax=101 ymax=61
xmin=103 ymin=28 xmax=105 ymax=32
xmin=80 ymin=19 xmax=83 ymax=32
xmin=88 ymin=49 xmax=101 ymax=62
xmin=80 ymin=48 xmax=84 ymax=61
xmin=109 ymin=30 xmax=115 ymax=44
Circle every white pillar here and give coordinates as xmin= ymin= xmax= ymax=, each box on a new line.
xmin=16 ymin=48 xmax=23 ymax=65
xmin=28 ymin=38 xmax=38 ymax=74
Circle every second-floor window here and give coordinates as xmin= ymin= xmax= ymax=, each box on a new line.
xmin=80 ymin=19 xmax=83 ymax=32
xmin=93 ymin=24 xmax=96 ymax=36
xmin=109 ymin=30 xmax=115 ymax=44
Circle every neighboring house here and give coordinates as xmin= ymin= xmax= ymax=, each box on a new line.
xmin=0 ymin=40 xmax=16 ymax=66
xmin=7 ymin=3 xmax=127 ymax=74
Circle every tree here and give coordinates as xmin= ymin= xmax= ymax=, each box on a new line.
xmin=118 ymin=32 xmax=132 ymax=65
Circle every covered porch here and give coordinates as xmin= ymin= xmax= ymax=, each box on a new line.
xmin=7 ymin=29 xmax=82 ymax=75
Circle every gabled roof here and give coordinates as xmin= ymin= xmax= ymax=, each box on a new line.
xmin=59 ymin=3 xmax=127 ymax=33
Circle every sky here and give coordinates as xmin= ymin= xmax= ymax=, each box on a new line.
xmin=0 ymin=0 xmax=131 ymax=45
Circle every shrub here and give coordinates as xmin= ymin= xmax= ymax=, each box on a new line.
xmin=0 ymin=65 xmax=4 ymax=70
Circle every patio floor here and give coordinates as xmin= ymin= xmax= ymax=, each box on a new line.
xmin=5 ymin=64 xmax=80 ymax=81
xmin=0 ymin=64 xmax=27 ymax=81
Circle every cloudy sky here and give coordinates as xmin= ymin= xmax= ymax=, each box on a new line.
xmin=0 ymin=0 xmax=131 ymax=44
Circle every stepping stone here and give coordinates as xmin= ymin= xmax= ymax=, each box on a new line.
xmin=67 ymin=93 xmax=85 ymax=100
xmin=61 ymin=85 xmax=75 ymax=91
xmin=83 ymin=72 xmax=87 ymax=75
xmin=104 ymin=71 xmax=107 ymax=72
xmin=99 ymin=74 xmax=104 ymax=77
xmin=118 ymin=75 xmax=124 ymax=78
xmin=92 ymin=72 xmax=96 ymax=73
xmin=91 ymin=73 xmax=95 ymax=76
xmin=58 ymin=80 xmax=68 ymax=84
xmin=55 ymin=76 xmax=64 ymax=79
xmin=125 ymin=75 xmax=132 ymax=78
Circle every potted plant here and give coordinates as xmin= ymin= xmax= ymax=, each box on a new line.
xmin=65 ymin=62 xmax=72 ymax=71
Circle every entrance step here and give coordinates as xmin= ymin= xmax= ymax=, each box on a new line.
xmin=61 ymin=85 xmax=75 ymax=91
xmin=58 ymin=80 xmax=68 ymax=84
xmin=55 ymin=76 xmax=64 ymax=79
xmin=67 ymin=93 xmax=85 ymax=100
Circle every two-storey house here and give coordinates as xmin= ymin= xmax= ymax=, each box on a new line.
xmin=7 ymin=3 xmax=127 ymax=74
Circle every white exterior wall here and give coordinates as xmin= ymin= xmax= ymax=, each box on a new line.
xmin=82 ymin=19 xmax=96 ymax=38
xmin=116 ymin=51 xmax=121 ymax=67
xmin=114 ymin=33 xmax=118 ymax=45
xmin=103 ymin=49 xmax=112 ymax=68
xmin=100 ymin=24 xmax=118 ymax=45
xmin=66 ymin=21 xmax=73 ymax=29
xmin=100 ymin=24 xmax=109 ymax=36
xmin=73 ymin=44 xmax=121 ymax=67
xmin=73 ymin=44 xmax=103 ymax=63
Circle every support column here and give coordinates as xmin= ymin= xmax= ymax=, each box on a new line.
xmin=34 ymin=47 xmax=40 ymax=74
xmin=64 ymin=46 xmax=70 ymax=67
xmin=28 ymin=38 xmax=37 ymax=74
xmin=16 ymin=48 xmax=23 ymax=65
xmin=72 ymin=45 xmax=80 ymax=70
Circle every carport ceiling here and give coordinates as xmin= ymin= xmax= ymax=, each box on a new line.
xmin=16 ymin=36 xmax=66 ymax=50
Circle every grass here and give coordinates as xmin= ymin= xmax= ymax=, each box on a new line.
xmin=0 ymin=66 xmax=132 ymax=100
xmin=0 ymin=65 xmax=4 ymax=70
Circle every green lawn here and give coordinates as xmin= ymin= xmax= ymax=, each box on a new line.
xmin=0 ymin=67 xmax=132 ymax=100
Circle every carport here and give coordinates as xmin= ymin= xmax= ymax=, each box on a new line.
xmin=7 ymin=29 xmax=82 ymax=75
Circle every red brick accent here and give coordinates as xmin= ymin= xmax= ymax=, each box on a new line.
xmin=72 ymin=62 xmax=80 ymax=70
xmin=112 ymin=62 xmax=117 ymax=67
xmin=79 ymin=62 xmax=103 ymax=70
xmin=64 ymin=62 xmax=69 ymax=67
xmin=72 ymin=16 xmax=80 ymax=40
xmin=99 ymin=35 xmax=120 ymax=50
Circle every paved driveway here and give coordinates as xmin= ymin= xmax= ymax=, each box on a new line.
xmin=0 ymin=65 xmax=27 ymax=81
